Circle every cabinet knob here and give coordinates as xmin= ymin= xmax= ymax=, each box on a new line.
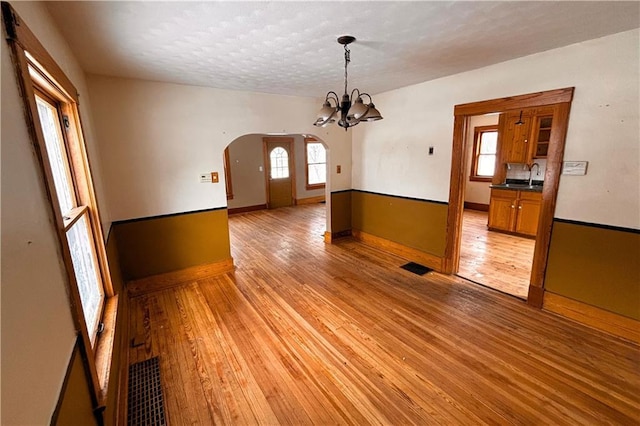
xmin=518 ymin=206 xmax=522 ymax=209
xmin=511 ymin=205 xmax=515 ymax=209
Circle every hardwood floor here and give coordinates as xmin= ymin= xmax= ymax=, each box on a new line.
xmin=128 ymin=204 xmax=639 ymax=425
xmin=459 ymin=209 xmax=535 ymax=299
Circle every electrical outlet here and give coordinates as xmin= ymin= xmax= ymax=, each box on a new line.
xmin=211 ymin=172 xmax=219 ymax=183
xmin=428 ymin=147 xmax=434 ymax=155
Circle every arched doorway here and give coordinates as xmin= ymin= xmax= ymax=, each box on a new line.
xmin=222 ymin=133 xmax=331 ymax=259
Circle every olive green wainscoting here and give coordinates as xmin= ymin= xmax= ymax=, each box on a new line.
xmin=111 ymin=208 xmax=232 ymax=281
xmin=328 ymin=190 xmax=353 ymax=239
xmin=544 ymin=220 xmax=640 ymax=321
xmin=52 ymin=341 xmax=96 ymax=425
xmin=351 ymin=190 xmax=448 ymax=271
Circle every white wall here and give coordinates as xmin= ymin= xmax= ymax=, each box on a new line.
xmin=226 ymin=134 xmax=267 ymax=209
xmin=353 ymin=29 xmax=639 ymax=229
xmin=1 ymin=2 xmax=106 ymax=424
xmin=464 ymin=114 xmax=499 ymax=205
xmin=86 ymin=75 xmax=351 ymax=229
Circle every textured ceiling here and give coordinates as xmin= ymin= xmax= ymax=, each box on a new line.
xmin=46 ymin=1 xmax=639 ymax=98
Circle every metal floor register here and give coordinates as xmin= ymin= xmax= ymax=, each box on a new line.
xmin=127 ymin=357 xmax=167 ymax=426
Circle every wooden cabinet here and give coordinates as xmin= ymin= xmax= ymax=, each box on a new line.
xmin=495 ymin=108 xmax=554 ymax=185
xmin=531 ymin=115 xmax=552 ymax=158
xmin=488 ymin=189 xmax=542 ymax=237
xmin=488 ymin=189 xmax=517 ymax=230
xmin=501 ymin=111 xmax=533 ymax=164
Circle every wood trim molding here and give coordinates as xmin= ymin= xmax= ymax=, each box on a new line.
xmin=444 ymin=115 xmax=467 ymax=274
xmin=454 ymin=88 xmax=574 ymax=116
xmin=352 ymin=230 xmax=445 ymax=272
xmin=127 ymin=258 xmax=235 ymax=297
xmin=529 ymin=102 xmax=571 ymax=292
xmin=463 ymin=202 xmax=489 ymax=212
xmin=2 ymin=2 xmax=79 ymax=103
xmin=94 ymin=295 xmax=119 ymax=403
xmin=543 ymin=292 xmax=640 ymax=344
xmin=445 ymin=88 xmax=575 ymax=302
xmin=296 ymin=195 xmax=326 ymax=205
xmin=228 ymin=204 xmax=267 ymax=215
xmin=116 ymin=296 xmax=130 ymax=426
xmin=323 ymin=230 xmax=352 ymax=243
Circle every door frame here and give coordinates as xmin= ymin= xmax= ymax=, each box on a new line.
xmin=444 ymin=87 xmax=574 ymax=308
xmin=263 ymin=137 xmax=296 ymax=208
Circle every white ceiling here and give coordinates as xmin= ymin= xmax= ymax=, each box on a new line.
xmin=46 ymin=1 xmax=639 ymax=98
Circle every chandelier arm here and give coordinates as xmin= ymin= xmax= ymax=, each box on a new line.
xmin=350 ymin=88 xmax=361 ymax=101
xmin=359 ymin=92 xmax=373 ymax=103
xmin=325 ymin=91 xmax=340 ymax=106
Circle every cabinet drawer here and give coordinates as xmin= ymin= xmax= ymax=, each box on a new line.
xmin=520 ymin=191 xmax=542 ymax=201
xmin=491 ymin=188 xmax=517 ymax=199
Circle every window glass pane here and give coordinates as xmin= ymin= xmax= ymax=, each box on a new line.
xmin=36 ymin=96 xmax=75 ymax=214
xmin=306 ymin=142 xmax=326 ymax=164
xmin=67 ymin=214 xmax=104 ymax=343
xmin=477 ymin=154 xmax=496 ymax=176
xmin=480 ymin=131 xmax=498 ymax=154
xmin=308 ymin=164 xmax=326 ymax=185
xmin=270 ymin=147 xmax=289 ymax=179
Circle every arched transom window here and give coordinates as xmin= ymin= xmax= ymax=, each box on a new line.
xmin=270 ymin=147 xmax=289 ymax=179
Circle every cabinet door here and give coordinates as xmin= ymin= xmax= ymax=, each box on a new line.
xmin=515 ymin=198 xmax=542 ymax=236
xmin=531 ymin=114 xmax=553 ymax=159
xmin=502 ymin=112 xmax=532 ymax=163
xmin=489 ymin=195 xmax=516 ymax=231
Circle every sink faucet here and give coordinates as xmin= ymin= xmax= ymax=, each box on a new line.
xmin=528 ymin=162 xmax=540 ymax=186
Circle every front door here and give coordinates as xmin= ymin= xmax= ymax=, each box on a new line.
xmin=264 ymin=137 xmax=295 ymax=209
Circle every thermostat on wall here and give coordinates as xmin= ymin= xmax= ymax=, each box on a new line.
xmin=562 ymin=161 xmax=588 ymax=176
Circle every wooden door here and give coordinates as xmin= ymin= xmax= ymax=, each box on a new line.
xmin=515 ymin=193 xmax=542 ymax=236
xmin=264 ymin=137 xmax=295 ymax=209
xmin=503 ymin=111 xmax=532 ymax=164
xmin=488 ymin=190 xmax=517 ymax=231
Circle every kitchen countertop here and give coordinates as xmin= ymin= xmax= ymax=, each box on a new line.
xmin=490 ymin=180 xmax=543 ymax=192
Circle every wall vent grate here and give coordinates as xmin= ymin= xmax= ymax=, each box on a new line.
xmin=128 ymin=357 xmax=167 ymax=426
xmin=400 ymin=262 xmax=432 ymax=276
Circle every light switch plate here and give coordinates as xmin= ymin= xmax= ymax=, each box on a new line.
xmin=562 ymin=161 xmax=588 ymax=175
xmin=337 ymin=165 xmax=341 ymax=174
xmin=211 ymin=172 xmax=219 ymax=183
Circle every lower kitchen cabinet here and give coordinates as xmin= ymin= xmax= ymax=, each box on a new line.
xmin=488 ymin=189 xmax=542 ymax=237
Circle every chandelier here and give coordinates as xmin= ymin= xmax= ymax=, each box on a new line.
xmin=313 ymin=35 xmax=383 ymax=130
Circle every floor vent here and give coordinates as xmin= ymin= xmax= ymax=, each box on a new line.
xmin=400 ymin=262 xmax=432 ymax=276
xmin=128 ymin=357 xmax=167 ymax=426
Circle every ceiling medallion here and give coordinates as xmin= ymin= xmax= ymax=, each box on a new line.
xmin=313 ymin=35 xmax=383 ymax=130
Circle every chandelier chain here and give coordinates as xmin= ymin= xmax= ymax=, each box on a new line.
xmin=344 ymin=45 xmax=350 ymax=96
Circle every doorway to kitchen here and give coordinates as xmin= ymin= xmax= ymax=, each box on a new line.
xmin=457 ymin=112 xmax=543 ymax=299
xmin=445 ymin=88 xmax=574 ymax=308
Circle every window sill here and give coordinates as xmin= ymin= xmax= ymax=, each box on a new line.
xmin=306 ymin=184 xmax=326 ymax=191
xmin=469 ymin=176 xmax=492 ymax=183
xmin=94 ymin=294 xmax=119 ymax=405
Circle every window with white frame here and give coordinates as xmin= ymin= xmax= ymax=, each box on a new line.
xmin=305 ymin=138 xmax=326 ymax=189
xmin=470 ymin=125 xmax=498 ymax=181
xmin=270 ymin=147 xmax=290 ymax=179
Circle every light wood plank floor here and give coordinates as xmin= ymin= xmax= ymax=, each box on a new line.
xmin=459 ymin=209 xmax=535 ymax=299
xmin=128 ymin=204 xmax=639 ymax=425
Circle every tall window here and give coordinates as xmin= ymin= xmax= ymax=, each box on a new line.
xmin=35 ymin=92 xmax=105 ymax=342
xmin=470 ymin=125 xmax=498 ymax=182
xmin=305 ymin=138 xmax=326 ymax=189
xmin=5 ymin=5 xmax=117 ymax=407
xmin=270 ymin=147 xmax=289 ymax=179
